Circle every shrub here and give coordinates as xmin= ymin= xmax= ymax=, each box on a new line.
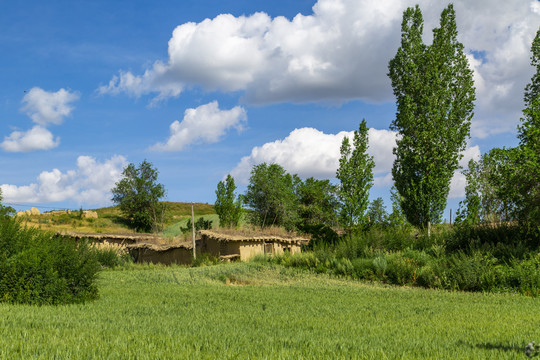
xmin=181 ymin=217 xmax=213 ymax=233
xmin=93 ymin=247 xmax=131 ymax=269
xmin=192 ymin=253 xmax=220 ymax=267
xmin=508 ymin=254 xmax=540 ymax=296
xmin=372 ymin=255 xmax=388 ymax=277
xmin=446 ymin=223 xmax=539 ymax=259
xmin=300 ymin=223 xmax=339 ymax=250
xmin=385 ymin=252 xmax=425 ymax=285
xmin=351 ymin=258 xmax=376 ymax=280
xmin=0 ymin=217 xmax=100 ymax=305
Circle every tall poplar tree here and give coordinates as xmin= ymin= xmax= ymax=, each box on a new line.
xmin=336 ymin=119 xmax=375 ymax=231
xmin=388 ymin=4 xmax=475 ymax=233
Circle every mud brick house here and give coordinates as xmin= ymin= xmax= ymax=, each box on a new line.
xmin=127 ymin=242 xmax=194 ymax=265
xmin=198 ymin=230 xmax=310 ymax=261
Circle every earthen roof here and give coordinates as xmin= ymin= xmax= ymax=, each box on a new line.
xmin=198 ymin=230 xmax=310 ymax=245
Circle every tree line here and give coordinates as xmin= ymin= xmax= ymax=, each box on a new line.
xmin=108 ymin=3 xmax=538 ymax=238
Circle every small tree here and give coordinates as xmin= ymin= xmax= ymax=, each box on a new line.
xmin=244 ymin=163 xmax=299 ymax=230
xmin=456 ymin=149 xmax=521 ymax=225
xmin=215 ymin=174 xmax=242 ymax=228
xmin=111 ymin=160 xmax=166 ymax=233
xmin=367 ymin=197 xmax=388 ymax=226
xmin=0 ymin=188 xmax=15 ymax=219
xmin=388 ymin=187 xmax=408 ymax=227
xmin=336 ymin=119 xmax=375 ymax=231
xmin=455 ymin=159 xmax=482 ymax=225
xmin=297 ymin=177 xmax=339 ymax=227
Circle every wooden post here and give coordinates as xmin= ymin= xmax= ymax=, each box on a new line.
xmin=450 ymin=208 xmax=452 ymax=225
xmin=191 ymin=202 xmax=196 ymax=260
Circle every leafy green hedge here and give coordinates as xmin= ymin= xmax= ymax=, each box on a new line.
xmin=0 ymin=217 xmax=100 ymax=305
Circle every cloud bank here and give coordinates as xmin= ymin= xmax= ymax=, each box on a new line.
xmin=1 ymin=87 xmax=80 ymax=152
xmin=150 ymin=101 xmax=247 ymax=151
xmin=0 ymin=155 xmax=127 ymax=205
xmin=229 ymin=127 xmax=480 ymax=198
xmin=101 ymin=0 xmax=540 ymax=137
xmin=229 ymin=127 xmax=398 ymax=184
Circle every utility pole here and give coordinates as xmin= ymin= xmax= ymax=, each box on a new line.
xmin=191 ymin=202 xmax=196 ymax=260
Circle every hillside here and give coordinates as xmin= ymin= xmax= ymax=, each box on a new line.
xmin=18 ymin=202 xmax=216 ymax=235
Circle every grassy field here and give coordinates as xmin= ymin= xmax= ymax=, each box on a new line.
xmin=0 ymin=262 xmax=537 ymax=359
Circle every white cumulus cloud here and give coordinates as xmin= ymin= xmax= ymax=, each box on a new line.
xmin=150 ymin=101 xmax=247 ymax=151
xmin=100 ymin=0 xmax=540 ymax=138
xmin=1 ymin=87 xmax=80 ymax=152
xmin=229 ymin=127 xmax=398 ymax=184
xmin=0 ymin=155 xmax=127 ymax=205
xmin=230 ymin=126 xmax=480 ymax=200
xmin=21 ymin=87 xmax=80 ymax=126
xmin=0 ymin=126 xmax=59 ymax=152
xmin=99 ymin=0 xmax=403 ymax=104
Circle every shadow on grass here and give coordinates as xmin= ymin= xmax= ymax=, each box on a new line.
xmin=458 ymin=340 xmax=523 ymax=354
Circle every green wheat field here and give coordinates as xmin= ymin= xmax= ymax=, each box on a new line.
xmin=0 ymin=262 xmax=537 ymax=359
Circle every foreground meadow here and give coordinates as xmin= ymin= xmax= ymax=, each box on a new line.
xmin=0 ymin=262 xmax=537 ymax=359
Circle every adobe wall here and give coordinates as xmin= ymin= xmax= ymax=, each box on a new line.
xmin=238 ymin=241 xmax=265 ymax=261
xmin=129 ymin=246 xmax=193 ymax=265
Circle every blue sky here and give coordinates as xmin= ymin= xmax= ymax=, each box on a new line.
xmin=1 ymin=0 xmax=539 ymax=220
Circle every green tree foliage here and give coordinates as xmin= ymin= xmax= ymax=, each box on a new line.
xmin=244 ymin=163 xmax=299 ymax=230
xmin=388 ymin=187 xmax=408 ymax=227
xmin=455 ymin=159 xmax=482 ymax=225
xmin=181 ymin=217 xmax=213 ymax=233
xmin=0 ymin=189 xmax=15 ymax=219
xmin=215 ymin=175 xmax=243 ymax=228
xmin=517 ymin=28 xmax=540 ymax=229
xmin=456 ymin=149 xmax=523 ymax=225
xmin=367 ymin=197 xmax=388 ymax=226
xmin=481 ymin=148 xmax=522 ymax=222
xmin=457 ymin=28 xmax=540 ymax=229
xmin=336 ymin=119 xmax=375 ymax=230
xmin=111 ymin=160 xmax=166 ymax=233
xmin=388 ymin=4 xmax=475 ymax=231
xmin=297 ymin=177 xmax=338 ymax=227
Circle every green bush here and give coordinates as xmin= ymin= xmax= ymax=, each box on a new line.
xmin=0 ymin=217 xmax=100 ymax=305
xmin=351 ymin=258 xmax=376 ymax=280
xmin=446 ymin=223 xmax=539 ymax=259
xmin=181 ymin=217 xmax=213 ymax=233
xmin=508 ymin=254 xmax=540 ymax=296
xmin=386 ymin=252 xmax=421 ymax=285
xmin=299 ymin=223 xmax=339 ymax=249
xmin=192 ymin=253 xmax=220 ymax=267
xmin=255 ymin=225 xmax=540 ymax=296
xmin=93 ymin=247 xmax=131 ymax=269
